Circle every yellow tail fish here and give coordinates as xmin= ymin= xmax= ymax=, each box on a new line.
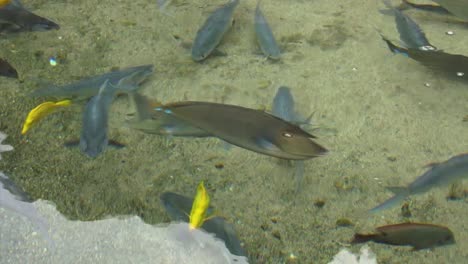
xmin=22 ymin=100 xmax=72 ymax=135
xmin=189 ymin=181 xmax=210 ymax=230
xmin=0 ymin=0 xmax=10 ymax=8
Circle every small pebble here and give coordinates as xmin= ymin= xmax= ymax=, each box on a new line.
xmin=446 ymin=31 xmax=454 ymax=36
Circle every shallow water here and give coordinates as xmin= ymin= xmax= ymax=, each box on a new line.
xmin=0 ymin=0 xmax=467 ymax=263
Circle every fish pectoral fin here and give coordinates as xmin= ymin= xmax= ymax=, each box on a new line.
xmin=108 ymin=140 xmax=125 ymax=149
xmin=386 ymin=186 xmax=407 ymax=194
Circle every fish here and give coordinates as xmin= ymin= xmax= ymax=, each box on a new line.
xmin=0 ymin=0 xmax=11 ymax=8
xmin=189 ymin=181 xmax=211 ymax=230
xmin=400 ymin=0 xmax=451 ymax=16
xmin=0 ymin=172 xmax=55 ymax=248
xmin=0 ymin=0 xmax=59 ymax=33
xmin=0 ymin=58 xmax=18 ymax=78
xmin=381 ymin=0 xmax=436 ymax=50
xmin=21 ymin=99 xmax=71 ymax=135
xmin=191 ymin=0 xmax=239 ymax=61
xmin=29 ymin=64 xmax=154 ymax=99
xmin=352 ymin=223 xmax=455 ymax=250
xmin=370 ymin=153 xmax=468 ymax=212
xmin=272 ymin=86 xmax=312 ymax=126
xmin=255 ymin=1 xmax=281 ymax=60
xmin=155 ymin=101 xmax=328 ymax=160
xmin=160 ymin=191 xmax=247 ymax=257
xmin=127 ymin=93 xmax=211 ymax=137
xmin=433 ymin=0 xmax=468 ymax=21
xmin=271 ymin=86 xmax=313 ymax=193
xmin=381 ymin=36 xmax=468 ymax=83
xmin=79 ymin=80 xmax=117 ymax=158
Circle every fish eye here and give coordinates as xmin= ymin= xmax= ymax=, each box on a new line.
xmin=282 ymin=132 xmax=293 ymax=138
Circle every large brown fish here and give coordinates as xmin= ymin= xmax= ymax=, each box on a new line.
xmin=155 ymin=101 xmax=328 ymax=160
xmin=352 ymin=223 xmax=455 ymax=250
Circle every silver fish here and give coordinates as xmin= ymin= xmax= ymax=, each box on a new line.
xmin=370 ymin=153 xmax=468 ymax=212
xmin=272 ymin=86 xmax=312 ymax=193
xmin=79 ymin=80 xmax=116 ymax=158
xmin=191 ymin=0 xmax=239 ymax=61
xmin=29 ymin=64 xmax=154 ymax=99
xmin=255 ymin=1 xmax=281 ymax=60
xmin=381 ymin=0 xmax=436 ymax=51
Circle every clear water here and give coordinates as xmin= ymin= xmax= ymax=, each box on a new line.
xmin=1 ymin=0 xmax=467 ymax=263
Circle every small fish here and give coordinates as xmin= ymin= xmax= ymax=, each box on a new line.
xmin=79 ymin=80 xmax=117 ymax=158
xmin=191 ymin=0 xmax=239 ymax=61
xmin=0 ymin=1 xmax=59 ymax=33
xmin=255 ymin=1 xmax=281 ymax=60
xmin=272 ymin=86 xmax=312 ymax=126
xmin=21 ymin=99 xmax=71 ymax=135
xmin=370 ymin=153 xmax=468 ymax=212
xmin=271 ymin=86 xmax=313 ymax=193
xmin=189 ymin=181 xmax=211 ymax=230
xmin=128 ymin=93 xmax=211 ymax=137
xmin=381 ymin=0 xmax=436 ymax=50
xmin=155 ymin=101 xmax=328 ymax=160
xmin=0 ymin=58 xmax=18 ymax=78
xmin=0 ymin=172 xmax=55 ymax=248
xmin=352 ymin=223 xmax=455 ymax=250
xmin=29 ymin=64 xmax=154 ymax=99
xmin=160 ymin=191 xmax=247 ymax=257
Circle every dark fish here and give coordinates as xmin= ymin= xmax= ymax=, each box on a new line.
xmin=160 ymin=192 xmax=247 ymax=257
xmin=79 ymin=80 xmax=117 ymax=158
xmin=0 ymin=1 xmax=59 ymax=33
xmin=401 ymin=0 xmax=451 ymax=15
xmin=29 ymin=64 xmax=154 ymax=99
xmin=371 ymin=153 xmax=468 ymax=212
xmin=0 ymin=172 xmax=32 ymax=202
xmin=381 ymin=36 xmax=468 ymax=83
xmin=352 ymin=223 xmax=455 ymax=250
xmin=0 ymin=58 xmax=18 ymax=78
xmin=155 ymin=101 xmax=328 ymax=160
xmin=434 ymin=0 xmax=468 ymax=21
xmin=128 ymin=93 xmax=211 ymax=137
xmin=255 ymin=1 xmax=281 ymax=60
xmin=381 ymin=0 xmax=436 ymax=50
xmin=191 ymin=0 xmax=239 ymax=61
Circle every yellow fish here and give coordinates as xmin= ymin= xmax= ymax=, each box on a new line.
xmin=22 ymin=100 xmax=72 ymax=135
xmin=189 ymin=181 xmax=210 ymax=230
xmin=0 ymin=0 xmax=10 ymax=8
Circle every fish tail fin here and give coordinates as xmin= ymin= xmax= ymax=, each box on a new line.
xmin=369 ymin=186 xmax=409 ymax=213
xmin=351 ymin=233 xmax=377 ymax=244
xmin=379 ymin=34 xmax=409 ymax=56
xmin=130 ymin=92 xmax=162 ymax=121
